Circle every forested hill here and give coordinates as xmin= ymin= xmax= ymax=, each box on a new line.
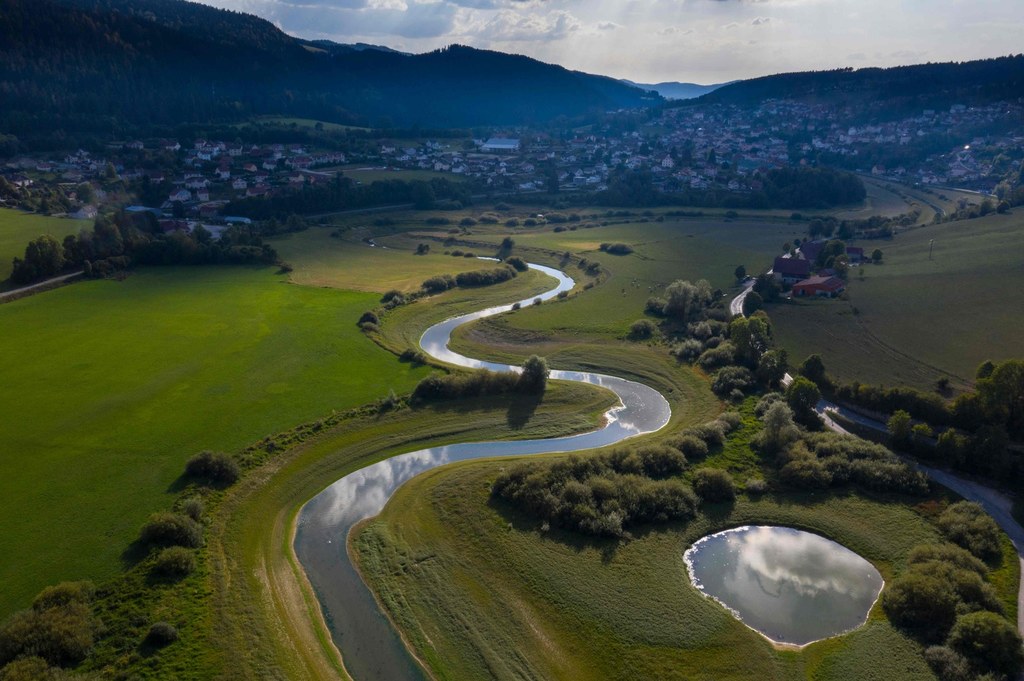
xmin=0 ymin=0 xmax=658 ymax=147
xmin=688 ymin=56 xmax=1024 ymax=111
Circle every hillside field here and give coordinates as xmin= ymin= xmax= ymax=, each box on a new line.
xmin=770 ymin=210 xmax=1024 ymax=391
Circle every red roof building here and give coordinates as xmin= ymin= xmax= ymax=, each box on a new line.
xmin=792 ymin=275 xmax=846 ymax=298
xmin=773 ymin=256 xmax=811 ymax=283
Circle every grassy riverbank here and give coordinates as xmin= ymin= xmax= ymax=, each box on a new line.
xmin=0 ymin=208 xmax=89 ymax=284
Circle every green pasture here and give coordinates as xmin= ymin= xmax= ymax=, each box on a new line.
xmin=0 ymin=266 xmax=433 ymax=616
xmin=272 ymin=226 xmax=502 ymax=293
xmin=247 ymin=116 xmax=370 ymax=132
xmin=0 ymin=208 xmax=90 ymax=285
xmin=771 ymin=210 xmax=1024 ymax=390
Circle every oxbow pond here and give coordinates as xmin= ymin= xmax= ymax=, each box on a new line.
xmin=684 ymin=526 xmax=885 ymax=647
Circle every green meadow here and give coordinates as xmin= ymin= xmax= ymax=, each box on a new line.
xmin=355 ymin=456 xmax=1018 ymax=681
xmin=770 ymin=210 xmax=1024 ymax=391
xmin=272 ymin=226 xmax=503 ymax=293
xmin=0 ymin=208 xmax=90 ymax=284
xmin=0 ymin=265 xmax=434 ymax=615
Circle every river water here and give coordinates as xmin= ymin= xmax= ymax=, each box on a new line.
xmin=294 ymin=263 xmax=672 ymax=681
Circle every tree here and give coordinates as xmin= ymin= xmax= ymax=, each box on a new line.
xmin=871 ymin=248 xmax=883 ymax=263
xmin=946 ymin=611 xmax=1023 ymax=677
xmin=757 ymin=348 xmax=789 ymax=388
xmin=729 ymin=315 xmax=771 ymax=366
xmin=742 ymin=290 xmax=763 ymax=315
xmin=10 ymin=235 xmax=65 ymax=284
xmin=518 ymin=355 xmax=549 ymax=394
xmin=733 ymin=264 xmax=746 ymax=281
xmin=662 ymin=279 xmax=712 ymax=323
xmin=758 ymin=401 xmax=799 ymax=452
xmin=752 ymin=273 xmax=781 ymax=302
xmin=888 ymin=410 xmax=912 ymax=449
xmin=786 ymin=376 xmax=821 ymax=426
xmin=692 ymin=468 xmax=735 ymax=503
xmin=977 ymin=359 xmax=1024 ymax=437
xmin=799 ymin=354 xmax=829 ymax=388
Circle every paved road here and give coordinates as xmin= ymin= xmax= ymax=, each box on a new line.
xmin=733 ymin=288 xmax=1024 ymax=641
xmin=0 ymin=271 xmax=83 ymax=301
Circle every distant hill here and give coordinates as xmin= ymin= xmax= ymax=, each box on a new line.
xmin=621 ymin=80 xmax=731 ymax=100
xmin=0 ymin=0 xmax=659 ymax=146
xmin=689 ymin=56 xmax=1024 ymax=111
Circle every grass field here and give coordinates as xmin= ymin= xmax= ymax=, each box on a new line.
xmin=771 ymin=210 xmax=1024 ymax=391
xmin=339 ymin=166 xmax=456 ymax=185
xmin=247 ymin=116 xmax=371 ymax=132
xmin=0 ymin=208 xmax=90 ymax=284
xmin=0 ymin=265 xmax=438 ymax=616
xmin=272 ymin=226 xmax=506 ymax=293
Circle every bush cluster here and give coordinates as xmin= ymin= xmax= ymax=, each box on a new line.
xmin=421 ymin=266 xmax=518 ymax=293
xmin=412 ymin=357 xmax=548 ymax=402
xmin=598 ymin=242 xmax=634 ymax=255
xmin=935 ymin=502 xmax=1003 ymax=561
xmin=884 ymin=542 xmax=1021 ymax=678
xmin=152 ymin=547 xmax=196 ymax=579
xmin=140 ymin=512 xmax=203 ymax=548
xmin=184 ymin=451 xmax=240 ymax=486
xmin=0 ymin=582 xmax=99 ymax=669
xmin=492 ymin=447 xmax=697 ymax=538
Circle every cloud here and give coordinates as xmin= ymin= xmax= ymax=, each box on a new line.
xmin=474 ymin=9 xmax=581 ymax=42
xmin=597 ymin=21 xmax=620 ymax=31
xmin=751 ymin=16 xmax=770 ymax=25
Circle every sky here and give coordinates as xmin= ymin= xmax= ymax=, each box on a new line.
xmin=194 ymin=0 xmax=1024 ymax=84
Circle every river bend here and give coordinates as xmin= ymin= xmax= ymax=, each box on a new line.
xmin=294 ymin=263 xmax=672 ymax=681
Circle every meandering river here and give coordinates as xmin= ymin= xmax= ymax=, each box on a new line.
xmin=293 ymin=263 xmax=672 ymax=681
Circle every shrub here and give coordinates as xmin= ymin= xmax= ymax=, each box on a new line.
xmin=947 ymin=611 xmax=1023 ymax=676
xmin=711 ymin=366 xmax=755 ymax=397
xmin=745 ymin=478 xmax=769 ymax=494
xmin=883 ymin=572 xmax=959 ymax=641
xmin=697 ymin=343 xmax=736 ymax=371
xmin=359 ymin=321 xmax=379 ymax=334
xmin=185 ymin=451 xmax=240 ymax=485
xmin=455 ymin=267 xmax=516 ymax=288
xmin=152 ymin=547 xmax=196 ymax=578
xmin=504 ymin=256 xmax=528 ymax=272
xmin=936 ymin=502 xmax=1002 ymax=561
xmin=0 ymin=583 xmax=99 ymax=667
xmin=140 ymin=512 xmax=203 ymax=548
xmin=598 ymin=243 xmax=634 ymax=255
xmin=422 ymin=274 xmax=456 ymax=293
xmin=923 ymin=646 xmax=973 ymax=681
xmin=692 ymin=468 xmax=736 ymax=503
xmin=399 ymin=349 xmax=429 ymax=365
xmin=628 ymin=319 xmax=656 ymax=340
xmin=180 ymin=497 xmax=204 ymax=522
xmin=672 ymin=339 xmax=703 ymax=363
xmin=780 ymin=456 xmax=832 ymax=489
xmin=670 ymin=434 xmax=708 ymax=461
xmin=145 ymin=622 xmax=178 ymax=647
xmin=357 ymin=311 xmax=379 ymax=326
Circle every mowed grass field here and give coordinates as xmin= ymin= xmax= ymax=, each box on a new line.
xmin=272 ymin=226 xmax=504 ymax=293
xmin=0 ymin=266 xmax=438 ymax=616
xmin=0 ymin=208 xmax=90 ymax=284
xmin=771 ymin=210 xmax=1024 ymax=390
xmin=356 ymin=456 xmax=1011 ymax=681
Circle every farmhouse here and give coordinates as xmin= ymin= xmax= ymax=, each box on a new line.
xmin=773 ymin=256 xmax=811 ymax=284
xmin=792 ymin=275 xmax=846 ymax=298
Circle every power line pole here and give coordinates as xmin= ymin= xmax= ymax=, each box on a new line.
xmin=929 ymin=239 xmax=934 ymax=260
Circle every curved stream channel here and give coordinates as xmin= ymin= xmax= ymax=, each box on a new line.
xmin=294 ymin=263 xmax=672 ymax=681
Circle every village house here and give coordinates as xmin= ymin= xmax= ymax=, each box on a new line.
xmin=773 ymin=256 xmax=811 ymax=284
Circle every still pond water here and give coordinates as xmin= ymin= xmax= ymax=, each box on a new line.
xmin=684 ymin=526 xmax=884 ymax=646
